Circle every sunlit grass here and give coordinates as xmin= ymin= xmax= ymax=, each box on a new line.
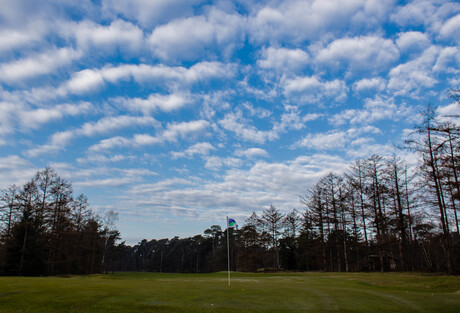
xmin=1 ymin=272 xmax=459 ymax=312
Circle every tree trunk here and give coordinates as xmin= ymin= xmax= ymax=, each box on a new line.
xmin=427 ymin=126 xmax=454 ymax=273
xmin=19 ymin=221 xmax=29 ymax=276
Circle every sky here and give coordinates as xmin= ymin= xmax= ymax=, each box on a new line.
xmin=0 ymin=0 xmax=459 ymax=245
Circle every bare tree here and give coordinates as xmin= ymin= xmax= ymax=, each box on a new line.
xmin=406 ymin=105 xmax=455 ymax=273
xmin=101 ymin=210 xmax=119 ymax=273
xmin=283 ymin=209 xmax=300 ymax=238
xmin=0 ymin=185 xmax=20 ymax=238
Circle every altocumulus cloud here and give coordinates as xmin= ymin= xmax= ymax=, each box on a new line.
xmin=0 ymin=0 xmax=459 ymax=242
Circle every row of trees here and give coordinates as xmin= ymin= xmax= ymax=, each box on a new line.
xmin=0 ymin=168 xmax=124 ymax=276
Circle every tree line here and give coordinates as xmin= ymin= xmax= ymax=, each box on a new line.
xmin=0 ymin=168 xmax=126 ymax=276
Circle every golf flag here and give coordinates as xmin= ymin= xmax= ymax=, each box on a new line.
xmin=228 ymin=218 xmax=237 ymax=228
xmin=226 ymin=216 xmax=236 ymax=286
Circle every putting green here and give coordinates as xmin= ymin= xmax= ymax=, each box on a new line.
xmin=0 ymin=272 xmax=459 ymax=312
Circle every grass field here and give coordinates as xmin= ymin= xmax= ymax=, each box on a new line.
xmin=0 ymin=272 xmax=459 ymax=312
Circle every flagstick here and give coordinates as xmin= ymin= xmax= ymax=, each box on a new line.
xmin=227 ymin=216 xmax=230 ymax=286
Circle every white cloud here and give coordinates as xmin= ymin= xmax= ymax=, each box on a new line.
xmin=62 ymin=61 xmax=235 ymax=95
xmin=120 ymin=168 xmax=158 ymax=177
xmin=129 ymin=178 xmax=194 ymax=195
xmin=123 ymin=155 xmax=349 ymax=218
xmin=75 ymin=177 xmax=140 ymax=187
xmin=329 ymin=96 xmax=414 ymax=126
xmin=183 ymin=61 xmax=236 ymax=83
xmin=0 ymin=155 xmax=36 ymax=189
xmin=296 ymin=131 xmax=347 ymax=150
xmin=19 ymin=102 xmax=92 ymax=130
xmin=248 ymin=0 xmax=392 ymax=44
xmin=131 ymin=134 xmax=163 ymax=146
xmin=390 ymin=0 xmax=435 ymax=26
xmin=295 ymin=125 xmax=383 ymax=152
xmin=49 ymin=130 xmax=74 ymax=147
xmin=149 ymin=16 xmax=212 ymax=60
xmin=365 ymin=97 xmax=402 ymax=121
xmin=0 ymin=101 xmax=21 ymax=137
xmin=0 ymin=47 xmax=81 ymax=84
xmin=26 ymin=115 xmax=159 ymax=156
xmin=88 ymin=136 xmax=132 ymax=152
xmin=0 ymin=101 xmax=92 ymax=145
xmin=396 ymin=31 xmax=431 ymax=52
xmin=0 ymin=22 xmax=48 ymax=53
xmin=282 ymin=75 xmax=348 ymax=103
xmin=88 ymin=120 xmax=210 ymax=152
xmin=220 ymin=105 xmax=317 ymax=145
xmin=346 ymin=142 xmax=394 ymax=158
xmin=388 ymin=46 xmax=439 ymax=96
xmin=350 ymin=137 xmax=374 ymax=147
xmin=219 ymin=112 xmax=278 ymax=144
xmin=0 ymin=0 xmax=96 ymax=25
xmin=82 ymin=116 xmax=159 ymax=137
xmin=25 ymin=144 xmax=64 ymax=158
xmin=204 ymin=156 xmax=243 ymax=170
xmin=17 ymin=61 xmax=234 ymax=103
xmin=241 ymin=102 xmax=272 ymax=119
xmin=257 ymin=47 xmax=309 ymax=73
xmin=62 ymin=19 xmax=144 ymax=53
xmin=102 ymin=0 xmax=202 ymax=27
xmin=315 ymin=36 xmax=399 ymax=73
xmin=161 ymin=120 xmax=209 ymax=142
xmin=433 ymin=46 xmax=460 ymax=73
xmin=283 ymin=76 xmax=320 ymax=93
xmin=171 ymin=142 xmax=216 ymax=159
xmin=353 ymin=77 xmax=386 ymax=93
xmin=303 ymin=113 xmax=322 ymax=122
xmin=115 ymin=93 xmax=191 ymax=114
xmin=347 ymin=125 xmax=382 ymax=137
xmin=234 ymin=148 xmax=269 ymax=158
xmin=148 ymin=9 xmax=245 ymax=61
xmin=436 ymin=101 xmax=460 ymax=123
xmin=439 ymin=14 xmax=460 ymax=43
xmin=391 ymin=0 xmax=460 ymax=31
xmin=65 ymin=69 xmax=105 ymax=94
xmin=272 ymin=105 xmax=310 ymax=133
xmin=53 ymin=116 xmax=159 ymax=145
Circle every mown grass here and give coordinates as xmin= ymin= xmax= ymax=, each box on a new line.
xmin=0 ymin=272 xmax=459 ymax=312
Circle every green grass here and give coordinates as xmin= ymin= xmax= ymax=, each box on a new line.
xmin=0 ymin=272 xmax=459 ymax=312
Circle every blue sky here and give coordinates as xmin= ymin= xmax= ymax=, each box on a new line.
xmin=1 ymin=0 xmax=459 ymax=244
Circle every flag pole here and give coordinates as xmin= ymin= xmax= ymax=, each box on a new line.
xmin=227 ymin=216 xmax=230 ymax=286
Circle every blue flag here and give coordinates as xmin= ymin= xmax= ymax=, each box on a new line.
xmin=228 ymin=218 xmax=237 ymax=228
